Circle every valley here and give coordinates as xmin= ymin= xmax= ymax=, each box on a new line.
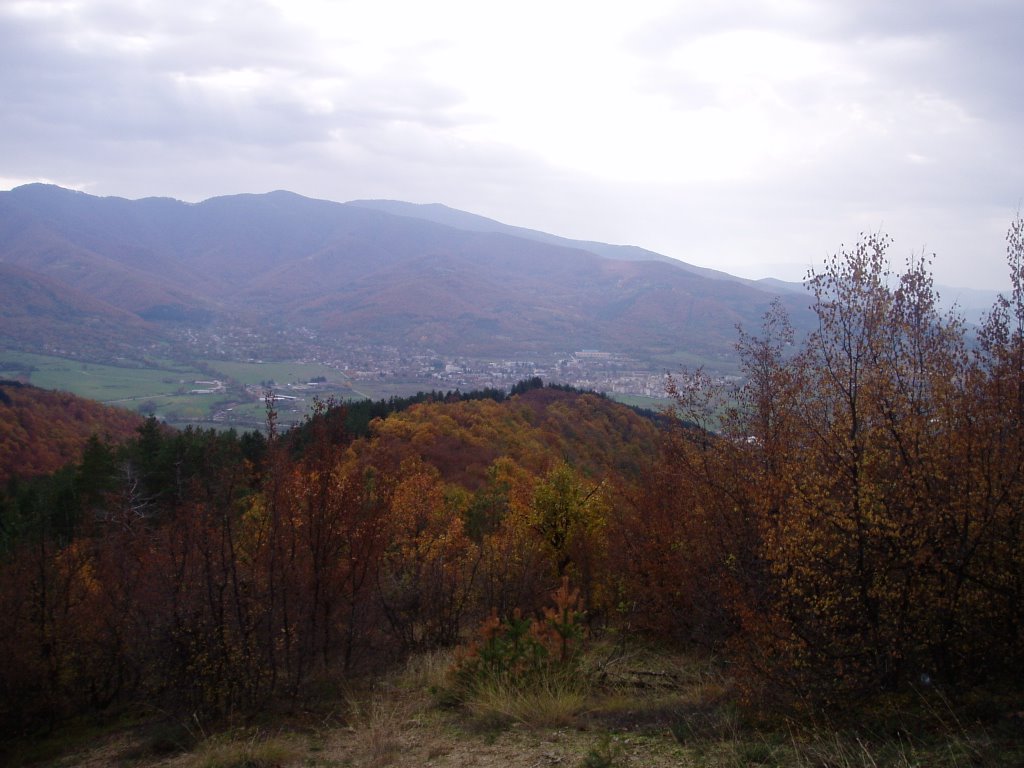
xmin=0 ymin=183 xmax=782 ymax=427
xmin=0 ymin=184 xmax=813 ymax=367
xmin=0 ymin=337 xmax=685 ymax=430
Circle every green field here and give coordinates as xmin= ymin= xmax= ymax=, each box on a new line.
xmin=0 ymin=350 xmax=366 ymax=429
xmin=0 ymin=351 xmax=203 ymax=403
xmin=201 ymin=359 xmax=347 ymax=387
xmin=608 ymin=392 xmax=673 ymax=411
xmin=648 ymin=349 xmax=741 ymax=376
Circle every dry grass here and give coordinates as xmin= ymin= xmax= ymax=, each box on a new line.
xmin=399 ymin=646 xmax=456 ymax=692
xmin=342 ymin=692 xmax=412 ymax=767
xmin=188 ymin=729 xmax=302 ymax=768
xmin=9 ymin=646 xmax=1023 ymax=768
xmin=465 ymin=672 xmax=589 ymax=729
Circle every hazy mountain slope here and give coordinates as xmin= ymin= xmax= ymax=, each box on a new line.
xmin=296 ymin=233 xmax=804 ymax=356
xmin=757 ymin=273 xmax=1001 ymax=322
xmin=0 ymin=263 xmax=161 ymax=356
xmin=352 ymin=201 xmax=1008 ymax=321
xmin=934 ymin=283 xmax=1001 ymax=320
xmin=347 ymin=198 xmax=765 ymax=284
xmin=0 ymin=188 xmax=216 ymax=312
xmin=0 ymin=184 xmax=819 ymax=361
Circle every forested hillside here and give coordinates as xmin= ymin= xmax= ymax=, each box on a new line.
xmin=0 ymin=380 xmax=141 ymax=484
xmin=2 ymin=220 xmax=1023 ymax=764
xmin=0 ymin=383 xmax=662 ymax=734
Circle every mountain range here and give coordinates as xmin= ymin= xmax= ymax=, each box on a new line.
xmin=0 ymin=183 xmax=963 ymax=365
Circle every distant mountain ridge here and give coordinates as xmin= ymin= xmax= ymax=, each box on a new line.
xmin=0 ymin=184 xmax=824 ymax=362
xmin=348 ymin=198 xmax=777 ymax=286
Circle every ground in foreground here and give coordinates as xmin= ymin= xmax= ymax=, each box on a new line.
xmin=9 ymin=645 xmax=1024 ymax=768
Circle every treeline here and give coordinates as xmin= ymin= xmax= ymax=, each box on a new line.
xmin=0 ymin=420 xmax=267 ymax=554
xmin=335 ymin=377 xmax=606 ymax=440
xmin=329 ymin=385 xmax=510 ymax=441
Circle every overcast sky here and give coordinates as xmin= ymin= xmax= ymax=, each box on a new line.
xmin=2 ymin=0 xmax=1023 ymax=290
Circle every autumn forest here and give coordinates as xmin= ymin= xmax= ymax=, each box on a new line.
xmin=2 ymin=220 xmax=1024 ymax=760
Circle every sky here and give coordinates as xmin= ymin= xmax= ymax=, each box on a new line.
xmin=2 ymin=0 xmax=1023 ymax=291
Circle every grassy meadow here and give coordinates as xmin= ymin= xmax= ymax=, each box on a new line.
xmin=0 ymin=350 xmax=364 ymax=429
xmin=0 ymin=351 xmax=202 ymax=403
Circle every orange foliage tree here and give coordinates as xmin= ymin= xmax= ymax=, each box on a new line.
xmin=653 ymin=224 xmax=1024 ymax=703
xmin=377 ymin=460 xmax=480 ymax=650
